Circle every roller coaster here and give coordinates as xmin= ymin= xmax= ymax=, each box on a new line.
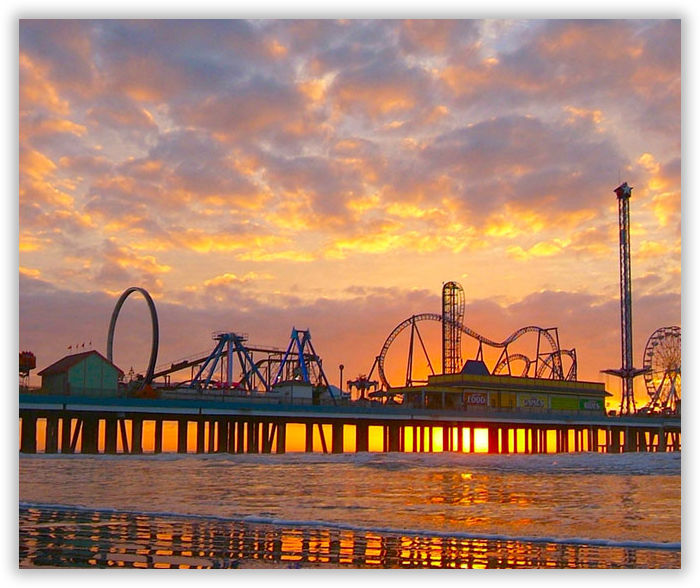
xmin=364 ymin=281 xmax=577 ymax=391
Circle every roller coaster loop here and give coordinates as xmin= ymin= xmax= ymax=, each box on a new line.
xmin=107 ymin=287 xmax=159 ymax=388
xmin=376 ymin=313 xmax=567 ymax=389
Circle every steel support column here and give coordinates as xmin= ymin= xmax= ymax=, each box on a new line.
xmin=45 ymin=415 xmax=59 ymax=454
xmin=105 ymin=417 xmax=118 ymax=454
xmin=177 ymin=419 xmax=188 ymax=454
xmin=356 ymin=422 xmax=369 ymax=452
xmin=20 ymin=413 xmax=37 ymax=454
xmin=154 ymin=419 xmax=163 ymax=454
xmin=276 ymin=422 xmax=286 ymax=454
xmin=332 ymin=423 xmax=344 ymax=454
xmin=131 ymin=418 xmax=143 ymax=454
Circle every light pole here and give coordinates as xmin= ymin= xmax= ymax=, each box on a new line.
xmin=339 ymin=364 xmax=344 ymax=393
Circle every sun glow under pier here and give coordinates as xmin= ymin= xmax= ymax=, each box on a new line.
xmin=19 ymin=395 xmax=680 ymax=456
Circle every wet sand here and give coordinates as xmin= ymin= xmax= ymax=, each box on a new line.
xmin=19 ymin=504 xmax=680 ymax=569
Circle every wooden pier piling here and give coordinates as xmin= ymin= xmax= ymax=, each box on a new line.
xmin=18 ymin=395 xmax=681 ymax=456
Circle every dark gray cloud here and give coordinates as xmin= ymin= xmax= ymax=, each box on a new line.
xmin=418 ymin=114 xmax=626 ymax=218
xmin=397 ymin=20 xmax=481 ymax=55
xmin=173 ymin=75 xmax=303 ymax=131
xmin=20 ymin=20 xmax=97 ymax=93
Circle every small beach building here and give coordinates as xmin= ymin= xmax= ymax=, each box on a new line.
xmin=38 ymin=350 xmax=123 ymax=397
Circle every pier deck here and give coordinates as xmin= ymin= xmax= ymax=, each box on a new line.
xmin=19 ymin=394 xmax=680 ymax=455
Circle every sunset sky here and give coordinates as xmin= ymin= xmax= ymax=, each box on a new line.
xmin=18 ymin=19 xmax=681 ymax=407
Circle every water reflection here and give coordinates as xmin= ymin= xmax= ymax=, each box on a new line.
xmin=20 ymin=505 xmax=679 ymax=569
xmin=427 ymin=471 xmax=535 ymax=509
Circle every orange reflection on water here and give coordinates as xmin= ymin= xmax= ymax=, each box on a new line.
xmin=280 ymin=531 xmax=303 ymax=561
xmin=21 ymin=504 xmax=682 ymax=569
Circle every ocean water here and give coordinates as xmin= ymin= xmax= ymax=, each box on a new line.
xmin=19 ymin=452 xmax=681 ymax=568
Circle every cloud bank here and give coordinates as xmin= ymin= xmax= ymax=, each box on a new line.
xmin=19 ymin=19 xmax=681 ymax=407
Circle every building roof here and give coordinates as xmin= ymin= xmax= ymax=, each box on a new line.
xmin=38 ymin=350 xmax=124 ymax=377
xmin=461 ymin=359 xmax=490 ymax=376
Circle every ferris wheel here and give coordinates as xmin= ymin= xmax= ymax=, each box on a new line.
xmin=642 ymin=326 xmax=681 ymax=414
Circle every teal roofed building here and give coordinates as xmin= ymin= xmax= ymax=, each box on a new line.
xmin=37 ymin=350 xmax=124 ymax=397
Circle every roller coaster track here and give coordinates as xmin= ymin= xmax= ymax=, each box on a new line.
xmin=377 ymin=313 xmax=566 ymax=389
xmin=493 ymin=349 xmax=577 ymax=380
xmin=107 ymin=287 xmax=159 ymax=388
xmin=493 ymin=353 xmax=532 ymax=377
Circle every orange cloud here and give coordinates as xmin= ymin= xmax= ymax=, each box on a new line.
xmin=347 ymin=194 xmax=381 ymax=215
xmin=385 ymin=202 xmax=444 ymax=220
xmin=329 ymin=61 xmax=428 ymax=120
xmin=507 ymin=240 xmax=564 ymax=260
xmin=102 ymin=215 xmax=149 ymax=234
xmin=328 ymin=224 xmax=483 ymax=258
xmin=165 ymin=229 xmax=289 ymax=256
xmin=439 ymin=63 xmax=492 ymax=95
xmin=568 ymin=226 xmax=613 ymax=256
xmin=21 ymin=117 xmax=87 ymax=142
xmin=298 ymin=78 xmax=329 ymax=104
xmin=124 ymin=85 xmax=162 ymax=103
xmin=636 ymin=153 xmax=679 ymax=195
xmin=266 ymin=38 xmax=288 ymax=58
xmin=20 ymin=148 xmax=57 ymax=182
xmin=335 ymin=84 xmax=416 ymax=115
xmin=564 ymin=105 xmax=605 ymax=130
xmin=636 ymin=240 xmax=673 ymax=260
xmin=19 ymin=151 xmax=76 ymax=209
xmin=650 ymin=192 xmax=680 ymax=227
xmin=19 ymin=266 xmax=42 ymax=278
xmin=400 ymin=19 xmax=459 ymax=53
xmin=86 ymin=102 xmax=159 ymax=130
xmin=237 ymin=250 xmax=317 ymax=262
xmin=19 ymin=234 xmax=47 ymax=252
xmin=105 ymin=243 xmax=172 ymax=275
xmin=19 ymin=53 xmax=70 ymax=115
xmin=484 ymin=208 xmax=546 ymax=239
xmin=538 ymin=22 xmax=643 ymax=63
xmin=202 ymin=271 xmax=274 ymax=287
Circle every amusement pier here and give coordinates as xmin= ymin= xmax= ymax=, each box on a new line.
xmin=19 ymin=183 xmax=681 ymax=455
xmin=19 ymin=385 xmax=680 ymax=456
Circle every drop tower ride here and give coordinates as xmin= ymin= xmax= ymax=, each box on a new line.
xmin=603 ymin=182 xmax=646 ymax=415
